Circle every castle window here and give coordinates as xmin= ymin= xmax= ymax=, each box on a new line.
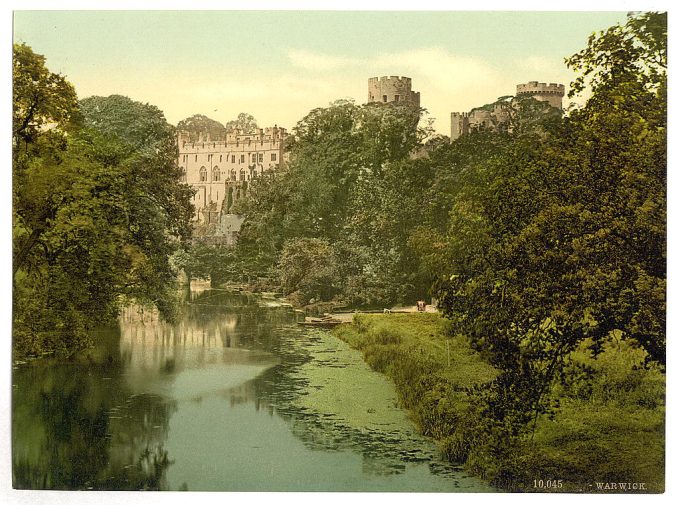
xmin=195 ymin=155 xmax=198 ymax=162
xmin=252 ymin=153 xmax=257 ymax=163
xmin=258 ymin=153 xmax=263 ymax=162
xmin=394 ymin=95 xmax=400 ymax=102
xmin=383 ymin=95 xmax=387 ymax=102
xmin=239 ymin=169 xmax=245 ymax=181
xmin=199 ymin=166 xmax=207 ymax=182
xmin=231 ymin=169 xmax=236 ymax=181
xmin=220 ymin=155 xmax=223 ymax=162
xmin=271 ymin=153 xmax=277 ymax=161
xmin=179 ymin=167 xmax=186 ymax=183
xmin=240 ymin=154 xmax=245 ymax=163
xmin=212 ymin=166 xmax=220 ymax=181
xmin=231 ymin=155 xmax=235 ymax=163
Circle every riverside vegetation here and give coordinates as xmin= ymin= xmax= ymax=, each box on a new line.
xmin=13 ymin=12 xmax=665 ymax=492
xmin=335 ymin=314 xmax=664 ymax=492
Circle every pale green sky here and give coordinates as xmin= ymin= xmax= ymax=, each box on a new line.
xmin=13 ymin=10 xmax=628 ymax=134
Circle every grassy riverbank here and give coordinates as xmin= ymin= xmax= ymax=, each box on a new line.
xmin=334 ymin=313 xmax=665 ymax=492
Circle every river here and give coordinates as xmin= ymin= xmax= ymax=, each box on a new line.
xmin=12 ymin=286 xmax=492 ymax=492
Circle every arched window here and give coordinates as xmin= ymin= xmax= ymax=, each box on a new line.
xmin=212 ymin=166 xmax=220 ymax=181
xmin=199 ymin=166 xmax=207 ymax=182
xmin=239 ymin=169 xmax=245 ymax=181
xmin=230 ymin=169 xmax=237 ymax=181
xmin=179 ymin=167 xmax=186 ymax=182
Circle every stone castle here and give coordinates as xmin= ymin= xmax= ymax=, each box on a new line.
xmin=178 ymin=76 xmax=563 ymax=241
xmin=368 ymin=76 xmax=420 ymax=107
xmin=178 ymin=126 xmax=288 ymax=230
xmin=451 ymin=81 xmax=565 ymax=140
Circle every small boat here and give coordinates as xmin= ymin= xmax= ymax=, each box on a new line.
xmin=297 ymin=316 xmax=346 ymax=328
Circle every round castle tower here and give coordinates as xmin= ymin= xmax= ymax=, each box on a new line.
xmin=516 ymin=81 xmax=565 ymax=110
xmin=368 ymin=76 xmax=421 ymax=108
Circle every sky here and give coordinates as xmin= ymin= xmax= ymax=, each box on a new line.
xmin=12 ymin=9 xmax=630 ymax=135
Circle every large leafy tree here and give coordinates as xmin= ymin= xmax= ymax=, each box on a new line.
xmin=12 ymin=43 xmax=81 ymax=146
xmin=234 ymin=100 xmax=429 ymax=305
xmin=434 ymin=11 xmax=666 ymax=441
xmin=12 ymin=45 xmax=193 ymax=358
xmin=225 ymin=112 xmax=258 ymax=134
xmin=176 ymin=114 xmax=227 ymax=141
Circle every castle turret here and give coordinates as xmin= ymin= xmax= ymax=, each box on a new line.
xmin=450 ymin=112 xmax=470 ymax=141
xmin=516 ymin=81 xmax=565 ymax=110
xmin=368 ymin=76 xmax=420 ymax=108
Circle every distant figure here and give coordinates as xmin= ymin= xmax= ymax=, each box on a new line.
xmin=417 ymin=300 xmax=426 ymax=312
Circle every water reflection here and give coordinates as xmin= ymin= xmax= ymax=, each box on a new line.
xmin=13 ymin=287 xmax=491 ymax=492
xmin=12 ymin=362 xmax=175 ymax=490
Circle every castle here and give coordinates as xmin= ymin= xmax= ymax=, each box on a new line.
xmin=178 ymin=126 xmax=288 ymax=226
xmin=368 ymin=76 xmax=420 ymax=107
xmin=451 ymin=81 xmax=565 ymax=140
xmin=178 ymin=76 xmax=563 ymax=241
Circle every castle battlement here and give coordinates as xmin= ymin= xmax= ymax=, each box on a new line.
xmin=367 ymin=75 xmax=420 ymax=107
xmin=177 ymin=126 xmax=287 ymax=152
xmin=516 ymin=82 xmax=565 ymax=96
xmin=369 ymin=75 xmax=412 ymax=84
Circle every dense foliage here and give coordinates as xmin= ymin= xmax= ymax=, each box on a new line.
xmin=337 ymin=314 xmax=664 ymax=492
xmin=176 ymin=114 xmax=227 ymax=142
xmin=12 ymin=44 xmax=194 ymax=359
xmin=232 ymin=100 xmax=432 ymax=305
xmin=225 ymin=112 xmax=259 ymax=134
xmin=433 ymin=12 xmax=666 ymax=450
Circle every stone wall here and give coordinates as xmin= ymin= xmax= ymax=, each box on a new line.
xmin=516 ymin=81 xmax=565 ymax=110
xmin=178 ymin=126 xmax=287 ymax=222
xmin=368 ymin=76 xmax=420 ymax=108
xmin=451 ymin=81 xmax=564 ymax=140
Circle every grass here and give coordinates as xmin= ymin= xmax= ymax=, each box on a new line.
xmin=334 ymin=313 xmax=665 ymax=493
xmin=334 ymin=313 xmax=497 ymax=462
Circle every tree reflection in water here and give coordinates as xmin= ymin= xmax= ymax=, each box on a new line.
xmin=13 ymin=353 xmax=176 ymax=490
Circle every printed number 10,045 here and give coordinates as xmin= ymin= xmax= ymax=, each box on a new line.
xmin=533 ymin=479 xmax=563 ymax=489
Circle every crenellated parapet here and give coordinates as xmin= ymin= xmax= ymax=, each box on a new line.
xmin=368 ymin=76 xmax=420 ymax=107
xmin=516 ymin=81 xmax=565 ymax=109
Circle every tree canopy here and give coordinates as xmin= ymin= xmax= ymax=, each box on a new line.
xmin=431 ymin=12 xmax=666 ymax=447
xmin=176 ymin=114 xmax=227 ymax=141
xmin=225 ymin=112 xmax=258 ymax=134
xmin=12 ymin=44 xmax=194 ymax=359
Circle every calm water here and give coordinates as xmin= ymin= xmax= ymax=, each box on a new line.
xmin=12 ymin=286 xmax=492 ymax=492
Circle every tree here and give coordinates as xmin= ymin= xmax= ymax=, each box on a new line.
xmin=434 ymin=11 xmax=666 ymax=445
xmin=225 ymin=112 xmax=258 ymax=134
xmin=277 ymin=238 xmax=339 ymax=305
xmin=12 ymin=43 xmax=81 ymax=147
xmin=176 ymin=114 xmax=227 ymax=141
xmin=234 ymin=99 xmax=430 ymax=306
xmin=12 ymin=45 xmax=194 ymax=358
